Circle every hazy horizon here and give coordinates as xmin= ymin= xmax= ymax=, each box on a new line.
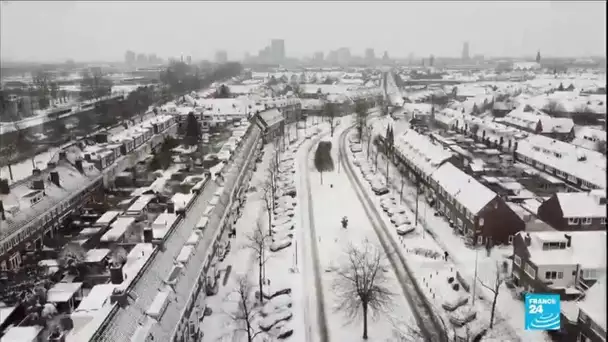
xmin=1 ymin=1 xmax=606 ymax=63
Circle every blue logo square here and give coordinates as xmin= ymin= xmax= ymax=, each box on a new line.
xmin=525 ymin=293 xmax=561 ymax=330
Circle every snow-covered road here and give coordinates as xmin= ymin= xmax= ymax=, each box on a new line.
xmin=300 ymin=115 xmax=419 ymax=342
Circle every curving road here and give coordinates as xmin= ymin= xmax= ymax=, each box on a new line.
xmin=338 ymin=125 xmax=448 ymax=342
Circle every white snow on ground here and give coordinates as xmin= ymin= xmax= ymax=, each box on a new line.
xmin=303 ymin=116 xmax=418 ymax=342
xmin=200 ymin=125 xmax=309 ymax=342
xmin=352 ymin=116 xmax=552 ymax=341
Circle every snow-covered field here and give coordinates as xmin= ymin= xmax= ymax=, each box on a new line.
xmin=349 ymin=117 xmax=552 ymax=341
xmin=301 ymin=117 xmax=418 ymax=342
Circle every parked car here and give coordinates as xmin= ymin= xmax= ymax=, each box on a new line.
xmin=350 ymin=144 xmax=363 ymax=153
xmin=390 ymin=214 xmax=411 ymax=226
xmin=396 ymin=224 xmax=415 ymax=236
xmin=387 ymin=205 xmax=407 ymax=217
xmin=371 ymin=182 xmax=389 ymax=195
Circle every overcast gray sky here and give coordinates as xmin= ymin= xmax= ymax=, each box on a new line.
xmin=1 ymin=1 xmax=605 ymax=62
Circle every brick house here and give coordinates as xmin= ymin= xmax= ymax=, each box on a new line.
xmin=511 ymin=231 xmax=606 ymax=299
xmin=537 ymin=191 xmax=606 ymax=231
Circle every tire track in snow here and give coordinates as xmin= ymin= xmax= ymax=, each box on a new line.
xmin=298 ymin=131 xmax=331 ymax=342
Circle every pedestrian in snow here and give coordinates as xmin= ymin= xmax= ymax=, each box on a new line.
xmin=444 ymin=251 xmax=449 ymax=261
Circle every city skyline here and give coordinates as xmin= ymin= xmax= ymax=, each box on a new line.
xmin=1 ymin=1 xmax=605 ymax=63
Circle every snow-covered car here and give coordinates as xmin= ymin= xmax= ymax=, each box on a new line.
xmin=396 ymin=224 xmax=415 ymax=236
xmin=275 ymin=196 xmax=297 ymax=207
xmin=350 ymin=144 xmax=363 ymax=153
xmin=387 ymin=205 xmax=407 ymax=217
xmin=272 ymin=222 xmax=295 ymax=234
xmin=261 ymin=295 xmax=293 ymax=316
xmin=272 ymin=216 xmax=292 ymax=227
xmin=349 ymin=135 xmax=360 ymax=144
xmin=390 ymin=214 xmax=412 ymax=226
xmin=277 ymin=181 xmax=296 ymax=189
xmin=353 ymin=159 xmax=361 ymax=166
xmin=364 ymin=173 xmax=375 ymax=183
xmin=274 ymin=207 xmax=295 ymax=217
xmin=371 ymin=181 xmax=389 ymax=195
xmin=270 ymin=239 xmax=292 ymax=253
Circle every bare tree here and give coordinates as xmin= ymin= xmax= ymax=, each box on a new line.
xmin=325 ymin=102 xmax=338 ymax=137
xmin=331 ymin=239 xmax=395 ymax=340
xmin=243 ymin=218 xmax=270 ymax=304
xmin=543 ymin=99 xmax=564 ymax=115
xmin=57 ymin=243 xmax=87 ymax=276
xmin=355 ymin=99 xmax=369 ymax=141
xmin=262 ymin=158 xmax=278 ymax=236
xmin=225 ymin=276 xmax=266 ymax=342
xmin=479 ymin=262 xmax=506 ymax=328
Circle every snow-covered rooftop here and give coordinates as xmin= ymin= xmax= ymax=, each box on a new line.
xmin=520 ymin=230 xmax=607 ymax=269
xmin=433 ymin=163 xmax=497 ymax=215
xmin=555 ymin=191 xmax=606 ymax=218
xmin=516 ymin=134 xmax=606 ymax=189
xmin=577 ymin=275 xmax=607 ymax=332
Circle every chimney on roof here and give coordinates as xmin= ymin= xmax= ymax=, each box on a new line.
xmin=47 ymin=162 xmax=57 ymax=169
xmin=0 ymin=179 xmax=9 ymax=195
xmin=564 ymin=234 xmax=572 ymax=248
xmin=50 ymin=171 xmax=60 ymax=187
xmin=32 ymin=168 xmax=42 ymax=177
xmin=58 ymin=151 xmax=67 ymax=160
xmin=143 ymin=228 xmax=153 ymax=243
xmin=75 ymin=159 xmax=84 ymax=174
xmin=524 ymin=233 xmax=531 ymax=246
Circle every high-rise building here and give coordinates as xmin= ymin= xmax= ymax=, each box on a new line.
xmin=125 ymin=50 xmax=136 ymax=65
xmin=382 ymin=51 xmax=391 ymax=64
xmin=462 ymin=42 xmax=470 ymax=61
xmin=186 ymin=55 xmax=192 ymax=65
xmin=215 ymin=50 xmax=228 ymax=63
xmin=313 ymin=51 xmax=324 ymax=63
xmin=270 ymin=39 xmax=286 ymax=63
xmin=336 ymin=47 xmax=351 ymax=65
xmin=365 ymin=48 xmax=375 ymax=64
xmin=136 ymin=53 xmax=147 ymax=65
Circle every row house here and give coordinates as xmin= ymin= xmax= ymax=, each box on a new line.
xmin=576 ymin=277 xmax=606 ymax=342
xmin=514 ymin=134 xmax=606 ymax=190
xmin=430 ymin=163 xmax=525 ymax=246
xmin=537 ymin=190 xmax=606 ymax=231
xmin=389 ymin=130 xmax=524 ymax=246
xmin=261 ymin=97 xmax=302 ymax=123
xmin=300 ymin=99 xmax=325 ymax=117
xmin=0 ymin=162 xmax=103 ymax=270
xmin=499 ymin=105 xmax=575 ymax=141
xmin=0 ymin=115 xmax=176 ymax=267
xmin=253 ymin=108 xmax=285 ymax=144
xmin=511 ymin=231 xmax=606 ymax=299
xmin=571 ymin=126 xmax=607 ymax=153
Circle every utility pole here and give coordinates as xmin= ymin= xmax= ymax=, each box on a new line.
xmin=414 ymin=177 xmax=422 ymax=238
xmin=472 ymin=248 xmax=479 ymax=305
xmin=400 ymin=176 xmax=404 ymax=204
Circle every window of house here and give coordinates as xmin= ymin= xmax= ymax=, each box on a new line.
xmin=477 ymin=235 xmax=483 ymax=245
xmin=568 ymin=217 xmax=580 ymax=225
xmin=583 ymin=269 xmax=597 ymax=279
xmin=524 ymin=263 xmax=536 ymax=279
xmin=601 ymin=217 xmax=606 ymax=225
xmin=545 ymin=271 xmax=557 ymax=280
xmin=582 ymin=217 xmax=592 ymax=225
xmin=514 ymin=255 xmax=521 ymax=266
xmin=508 ymin=235 xmax=514 ymax=244
xmin=0 ymin=261 xmax=6 ymax=271
xmin=557 ymin=271 xmax=563 ymax=279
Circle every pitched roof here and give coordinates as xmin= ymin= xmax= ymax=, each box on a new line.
xmin=577 ymin=275 xmax=607 ymax=332
xmin=555 ymin=191 xmax=606 ymax=218
xmin=432 ymin=163 xmax=497 ymax=215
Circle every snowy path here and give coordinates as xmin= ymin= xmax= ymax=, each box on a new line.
xmin=302 ymin=116 xmax=419 ymax=342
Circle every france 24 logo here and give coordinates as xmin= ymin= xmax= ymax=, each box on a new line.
xmin=525 ymin=293 xmax=561 ymax=330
